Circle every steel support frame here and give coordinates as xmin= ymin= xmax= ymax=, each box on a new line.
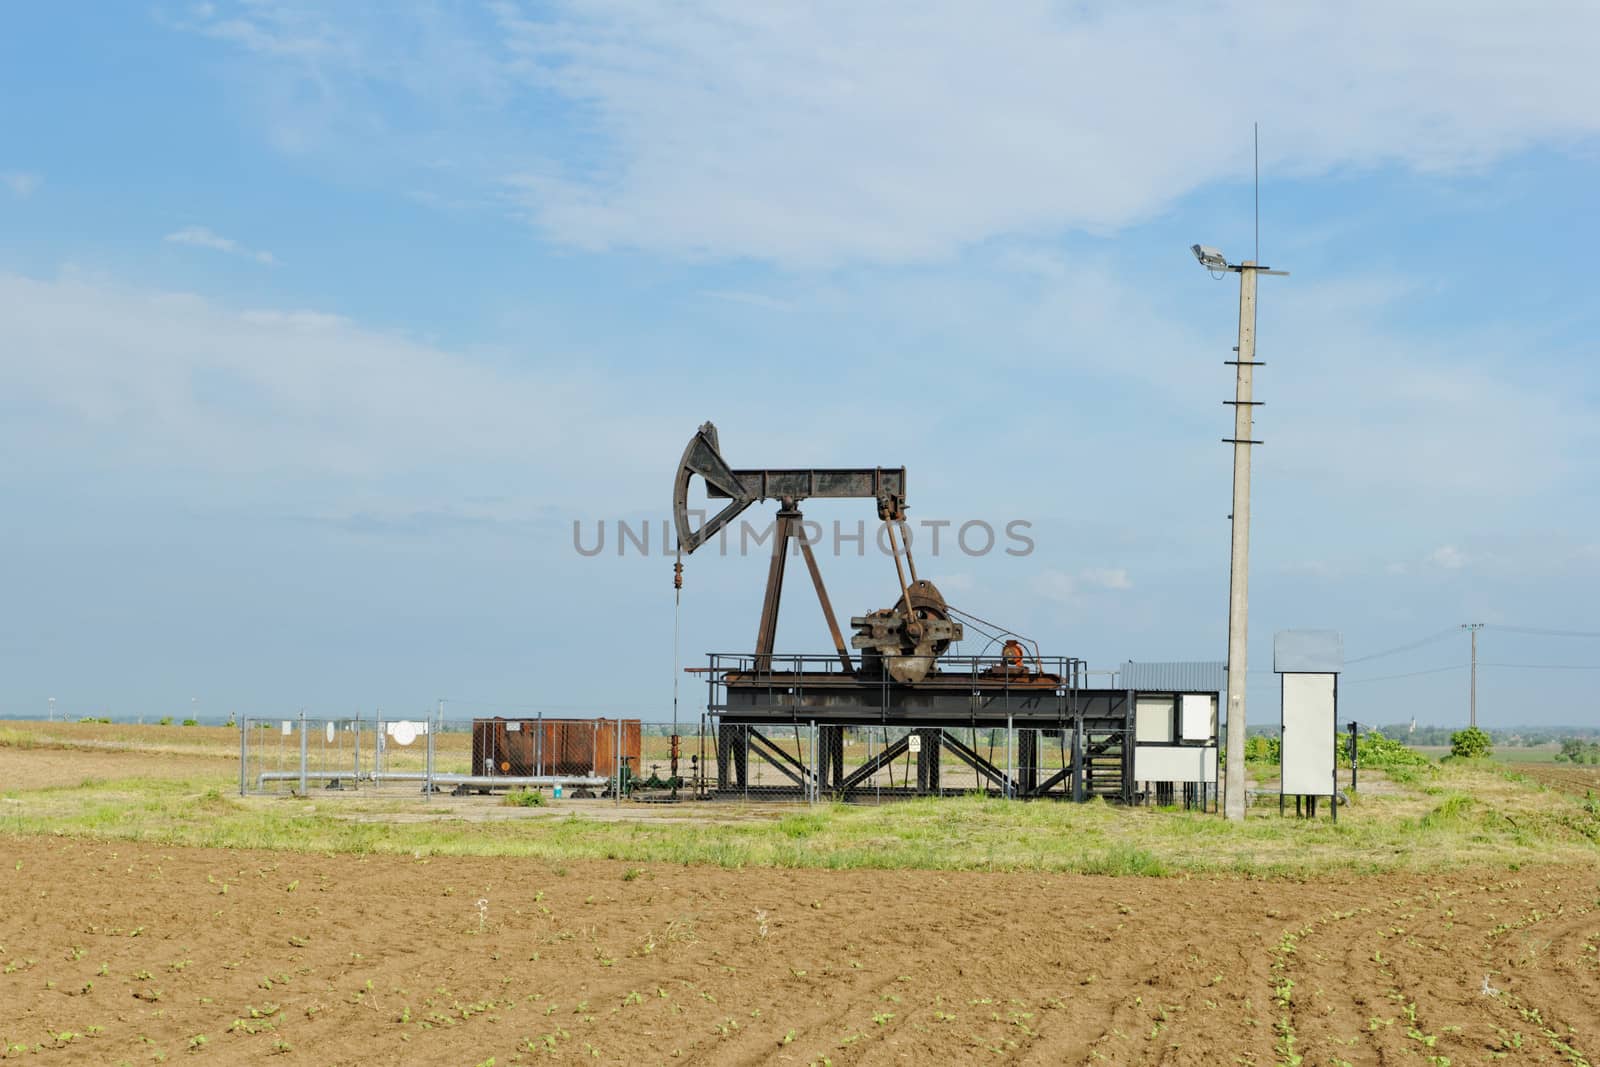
xmin=703 ymin=653 xmax=1146 ymax=804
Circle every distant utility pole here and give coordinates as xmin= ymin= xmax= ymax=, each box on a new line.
xmin=1191 ymin=244 xmax=1288 ymax=822
xmin=1462 ymin=623 xmax=1484 ymax=728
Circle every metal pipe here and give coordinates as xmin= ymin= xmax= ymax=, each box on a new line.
xmin=254 ymin=771 xmax=607 ymax=790
xmin=376 ymin=772 xmax=607 ymax=787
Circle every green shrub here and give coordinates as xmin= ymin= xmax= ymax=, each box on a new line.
xmin=1244 ymin=734 xmax=1281 ymax=763
xmin=1450 ymin=726 xmax=1492 ymax=760
xmin=158 ymin=716 xmax=174 ymax=726
xmin=181 ymin=719 xmax=199 ymax=727
xmin=502 ymin=788 xmax=546 ymax=808
xmin=1341 ymin=729 xmax=1432 ymax=770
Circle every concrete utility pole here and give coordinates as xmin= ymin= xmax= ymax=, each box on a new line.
xmin=1462 ymin=623 xmax=1484 ymax=728
xmin=1223 ymin=262 xmax=1259 ymax=822
xmin=1192 ymin=244 xmax=1288 ymax=823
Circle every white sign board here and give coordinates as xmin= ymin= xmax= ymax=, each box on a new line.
xmin=1179 ymin=694 xmax=1215 ymax=742
xmin=281 ymin=720 xmax=293 ymax=736
xmin=1281 ymin=672 xmax=1336 ymax=795
xmin=1134 ymin=745 xmax=1217 ymax=784
xmin=907 ymin=734 xmax=922 ymax=754
xmin=1135 ymin=697 xmax=1175 ymax=743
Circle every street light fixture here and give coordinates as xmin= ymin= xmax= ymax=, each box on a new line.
xmin=1191 ymin=244 xmax=1229 ymax=272
xmin=1193 ymin=244 xmax=1288 ymax=822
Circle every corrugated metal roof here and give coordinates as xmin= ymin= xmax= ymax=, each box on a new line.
xmin=1120 ymin=660 xmax=1226 ymax=693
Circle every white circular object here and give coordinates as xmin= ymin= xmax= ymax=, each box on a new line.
xmin=392 ymin=721 xmax=417 ymax=746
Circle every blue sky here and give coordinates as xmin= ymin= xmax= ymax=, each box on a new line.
xmin=2 ymin=2 xmax=1598 ymax=727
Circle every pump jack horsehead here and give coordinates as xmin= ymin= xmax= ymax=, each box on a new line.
xmin=673 ymin=421 xmax=964 ymax=683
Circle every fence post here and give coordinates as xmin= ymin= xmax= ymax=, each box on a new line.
xmin=298 ymin=710 xmax=308 ymax=794
xmin=1005 ymin=715 xmax=1014 ymax=800
xmin=353 ymin=712 xmax=361 ymax=787
xmin=870 ymin=730 xmax=878 ymax=803
xmin=425 ymin=718 xmax=434 ymax=801
xmin=810 ymin=721 xmax=818 ymax=804
xmin=239 ymin=716 xmax=247 ymax=796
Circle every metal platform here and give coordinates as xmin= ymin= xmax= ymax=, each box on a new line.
xmin=701 ymin=653 xmax=1138 ymax=802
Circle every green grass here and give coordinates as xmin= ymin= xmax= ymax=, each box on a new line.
xmin=502 ymin=787 xmax=547 ymax=807
xmin=2 ymin=760 xmax=1598 ymax=878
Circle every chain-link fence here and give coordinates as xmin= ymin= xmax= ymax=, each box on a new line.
xmin=240 ymin=714 xmax=705 ymax=802
xmin=240 ymin=714 xmax=449 ymax=797
xmin=239 ymin=715 xmax=368 ymax=796
xmin=240 ymin=715 xmax=1184 ymax=809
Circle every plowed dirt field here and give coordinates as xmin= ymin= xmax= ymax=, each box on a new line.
xmin=2 ymin=836 xmax=1595 ymax=1065
xmin=1514 ymin=762 xmax=1600 ymax=798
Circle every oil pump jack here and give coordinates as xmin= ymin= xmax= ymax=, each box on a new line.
xmin=672 ymin=421 xmax=1128 ymax=801
xmin=674 ymin=421 xmax=964 ymax=685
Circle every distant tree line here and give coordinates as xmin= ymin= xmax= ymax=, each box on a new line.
xmin=1374 ymin=724 xmax=1598 ymax=747
xmin=1557 ymin=738 xmax=1600 ymax=764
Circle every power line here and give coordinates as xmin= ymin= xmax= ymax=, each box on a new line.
xmin=1344 ymin=660 xmax=1600 ymax=686
xmin=1343 ymin=623 xmax=1600 ymax=670
xmin=1344 ymin=627 xmax=1460 ymax=664
xmin=1490 ymin=624 xmax=1600 ymax=638
xmin=1343 ymin=664 xmax=1468 ymax=685
xmin=1480 ymin=662 xmax=1600 ymax=671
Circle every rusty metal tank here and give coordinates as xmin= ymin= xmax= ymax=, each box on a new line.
xmin=471 ymin=717 xmax=641 ymax=778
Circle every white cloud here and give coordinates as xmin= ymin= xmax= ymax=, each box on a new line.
xmin=0 ymin=267 xmax=1040 ymax=512
xmin=2 ymin=171 xmax=41 ymax=198
xmin=178 ymin=2 xmax=1600 ymax=265
xmin=1033 ymin=566 xmax=1133 ymax=604
xmin=165 ymin=225 xmax=278 ymax=265
xmin=1426 ymin=544 xmax=1470 ymax=570
xmin=0 ymin=270 xmax=676 ymax=493
xmin=1080 ymin=567 xmax=1133 ymax=591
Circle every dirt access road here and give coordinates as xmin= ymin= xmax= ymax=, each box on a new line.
xmin=1 ymin=837 xmax=1595 ymax=1065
